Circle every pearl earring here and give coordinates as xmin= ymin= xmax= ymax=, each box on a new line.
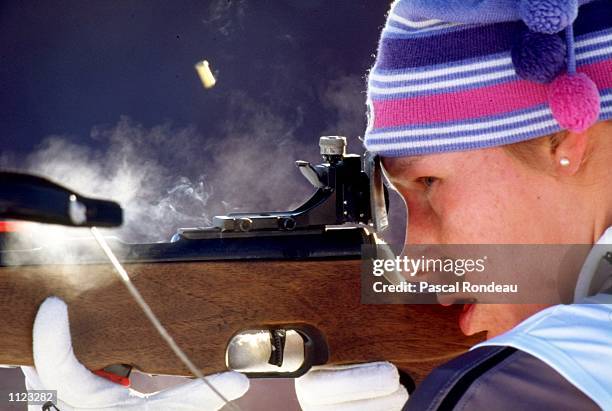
xmin=559 ymin=157 xmax=570 ymax=167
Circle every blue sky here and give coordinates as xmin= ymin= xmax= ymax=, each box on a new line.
xmin=1 ymin=0 xmax=387 ymax=154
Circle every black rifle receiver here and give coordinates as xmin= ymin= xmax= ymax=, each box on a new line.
xmin=179 ymin=136 xmax=388 ymax=240
xmin=0 ymin=137 xmax=388 ymax=264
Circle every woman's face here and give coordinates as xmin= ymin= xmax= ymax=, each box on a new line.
xmin=382 ymin=146 xmax=592 ymax=338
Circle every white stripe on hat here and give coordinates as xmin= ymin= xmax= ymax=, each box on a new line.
xmin=369 ymin=119 xmax=559 ymax=150
xmin=368 ymin=94 xmax=612 ymax=141
xmin=383 ymin=22 xmax=463 ymax=36
xmin=368 ymin=107 xmax=552 ymax=139
xmin=369 ymin=45 xmax=612 ymax=95
xmin=388 ymin=15 xmax=445 ymax=29
xmin=369 ymin=57 xmax=512 ymax=82
xmin=370 ymin=30 xmax=612 ymax=84
xmin=575 ymin=32 xmax=612 ymax=50
xmin=367 ymin=102 xmax=612 ymax=151
xmin=368 ymin=69 xmax=516 ymax=94
xmin=579 ymin=45 xmax=612 ymax=61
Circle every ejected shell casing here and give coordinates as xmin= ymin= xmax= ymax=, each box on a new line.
xmin=194 ymin=60 xmax=216 ymax=89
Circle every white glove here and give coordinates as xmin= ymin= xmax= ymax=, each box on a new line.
xmin=295 ymin=362 xmax=409 ymax=411
xmin=22 ymin=296 xmax=249 ymax=411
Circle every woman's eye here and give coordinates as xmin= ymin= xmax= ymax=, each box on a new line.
xmin=416 ymin=176 xmax=438 ymax=189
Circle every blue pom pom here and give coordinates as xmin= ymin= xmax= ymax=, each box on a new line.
xmin=512 ymin=30 xmax=567 ymax=83
xmin=519 ymin=0 xmax=578 ymax=34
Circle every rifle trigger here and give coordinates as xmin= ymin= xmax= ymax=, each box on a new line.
xmin=267 ymin=329 xmax=287 ymax=367
xmin=93 ymin=364 xmax=132 ymax=387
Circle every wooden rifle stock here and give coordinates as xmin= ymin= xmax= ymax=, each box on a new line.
xmin=0 ymin=258 xmax=482 ymax=383
xmin=0 ymin=144 xmax=483 ymax=385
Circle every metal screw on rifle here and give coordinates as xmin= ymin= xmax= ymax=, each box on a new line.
xmin=280 ymin=217 xmax=296 ymax=231
xmin=605 ymin=252 xmax=612 ymax=265
xmin=238 ymin=218 xmax=252 ymax=232
xmin=319 ymin=136 xmax=346 ymax=164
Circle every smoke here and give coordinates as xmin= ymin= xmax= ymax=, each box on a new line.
xmin=7 ymin=118 xmax=204 ymax=242
xmin=210 ymin=91 xmax=313 ymax=214
xmin=2 ymin=82 xmax=404 ymax=253
xmin=0 ymin=68 xmax=383 ymax=247
xmin=2 ymin=103 xmax=319 ymax=244
xmin=0 ymin=75 xmax=408 ymax=303
xmin=320 ymin=74 xmax=368 ymax=142
xmin=203 ymin=0 xmax=248 ymax=37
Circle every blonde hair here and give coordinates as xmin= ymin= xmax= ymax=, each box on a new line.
xmin=503 ymin=120 xmax=611 ymax=172
xmin=503 ymin=131 xmax=567 ymax=171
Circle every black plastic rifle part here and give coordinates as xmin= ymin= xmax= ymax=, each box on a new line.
xmin=0 ymin=171 xmax=122 ymax=227
xmin=179 ymin=136 xmax=388 ymax=239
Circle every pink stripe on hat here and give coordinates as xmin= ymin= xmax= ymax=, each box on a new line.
xmin=372 ymin=58 xmax=612 ymax=129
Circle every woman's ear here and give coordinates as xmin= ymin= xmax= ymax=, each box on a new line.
xmin=553 ymin=131 xmax=589 ymax=176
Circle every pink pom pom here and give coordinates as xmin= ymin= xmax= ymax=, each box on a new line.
xmin=549 ymin=73 xmax=600 ymax=132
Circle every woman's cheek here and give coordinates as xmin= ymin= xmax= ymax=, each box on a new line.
xmin=402 ymin=192 xmax=444 ymax=243
xmin=433 ymin=181 xmax=504 ymax=243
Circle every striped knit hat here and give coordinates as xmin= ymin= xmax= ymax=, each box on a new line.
xmin=364 ymin=0 xmax=612 ymax=157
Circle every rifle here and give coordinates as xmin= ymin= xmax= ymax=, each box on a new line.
xmin=0 ymin=137 xmax=481 ymax=386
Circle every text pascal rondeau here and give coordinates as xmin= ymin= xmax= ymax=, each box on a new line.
xmin=373 ymin=281 xmax=518 ymax=294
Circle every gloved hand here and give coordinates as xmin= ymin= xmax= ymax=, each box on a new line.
xmin=21 ymin=296 xmax=249 ymax=411
xmin=295 ymin=362 xmax=409 ymax=411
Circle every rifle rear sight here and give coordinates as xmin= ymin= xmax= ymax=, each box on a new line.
xmin=179 ymin=136 xmax=389 ymax=240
